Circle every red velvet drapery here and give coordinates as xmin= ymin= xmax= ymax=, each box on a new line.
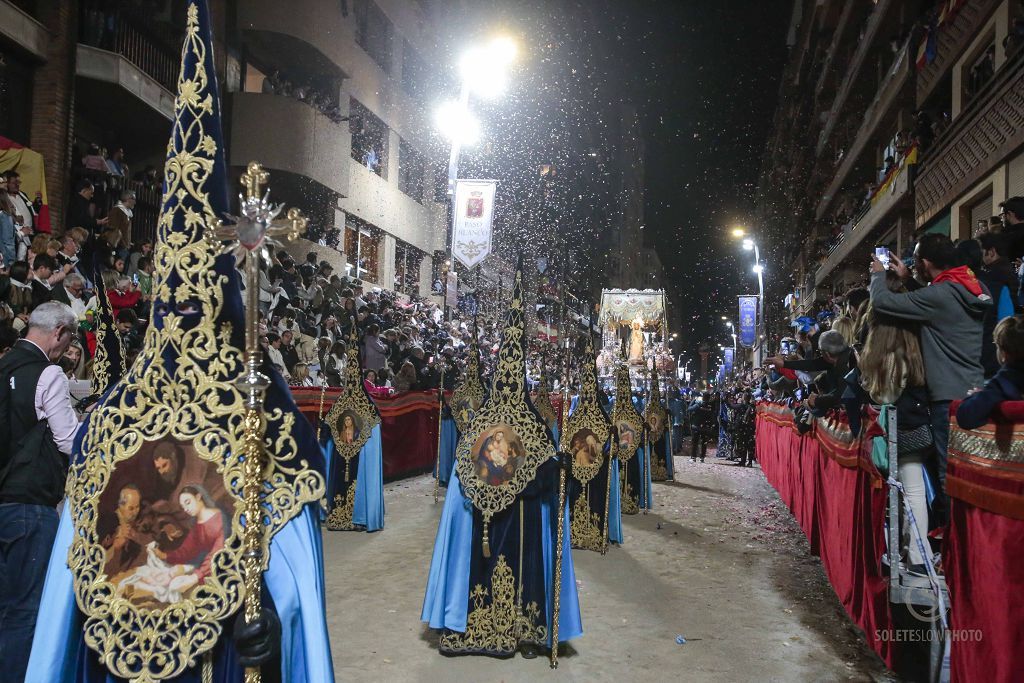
xmin=755 ymin=404 xmax=894 ymax=667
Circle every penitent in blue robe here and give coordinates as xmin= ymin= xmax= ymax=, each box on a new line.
xmin=421 ymin=460 xmax=582 ymax=653
xmin=322 ymin=424 xmax=385 ymax=532
xmin=435 ymin=417 xmax=458 ymax=488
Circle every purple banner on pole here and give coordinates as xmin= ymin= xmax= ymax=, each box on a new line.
xmin=738 ymin=295 xmax=757 ymax=348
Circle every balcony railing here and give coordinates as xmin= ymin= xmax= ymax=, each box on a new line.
xmin=815 ymin=42 xmax=912 ymax=221
xmin=79 ymin=6 xmax=178 ymax=93
xmin=815 ymin=0 xmax=893 ymax=156
xmin=815 ymin=157 xmax=914 ymax=287
xmin=915 ymin=50 xmax=1024 ymax=228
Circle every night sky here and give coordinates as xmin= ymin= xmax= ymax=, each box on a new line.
xmin=615 ymin=0 xmax=792 ymax=356
xmin=439 ymin=1 xmax=792 ymax=356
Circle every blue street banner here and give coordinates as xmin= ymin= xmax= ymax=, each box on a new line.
xmin=723 ymin=347 xmax=735 ymax=374
xmin=738 ymin=295 xmax=758 ymax=348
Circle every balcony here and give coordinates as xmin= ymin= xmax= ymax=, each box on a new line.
xmin=815 ymin=0 xmax=894 ymax=156
xmin=815 ymin=161 xmax=913 ymax=287
xmin=915 ymin=51 xmax=1024 ymax=228
xmin=236 ymin=0 xmax=352 ymax=81
xmin=917 ymin=0 xmax=1001 ymax=108
xmin=815 ymin=42 xmax=912 ymax=221
xmin=0 ymin=0 xmax=45 ymax=59
xmin=228 ymin=92 xmax=351 ymax=199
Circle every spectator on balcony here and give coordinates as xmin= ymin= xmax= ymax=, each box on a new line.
xmin=265 ymin=332 xmax=289 ymax=381
xmin=30 ymin=254 xmax=57 ymax=309
xmin=106 ymin=277 xmax=141 ymax=320
xmin=0 ymin=176 xmax=18 ymax=269
xmin=4 ymin=171 xmax=38 ymax=233
xmin=360 ymin=323 xmax=388 ymax=371
xmin=107 ymin=189 xmax=136 ymax=256
xmin=976 ymin=233 xmax=1021 ymax=377
xmin=56 ymin=274 xmax=91 ymax=319
xmin=869 ymin=234 xmax=992 ymax=525
xmin=67 ymin=179 xmax=109 ymax=236
xmin=999 ymin=196 xmax=1024 ymax=298
xmin=279 ymin=329 xmax=299 ymax=376
xmin=81 ymin=144 xmax=107 ymax=173
xmin=106 ymin=147 xmax=128 ymax=178
xmin=127 ymin=241 xmax=152 ymax=278
xmin=956 ymin=315 xmax=1024 ymax=430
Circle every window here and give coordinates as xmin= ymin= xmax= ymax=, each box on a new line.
xmin=398 ymin=138 xmax=425 ymax=201
xmin=354 ymin=0 xmax=393 ymax=74
xmin=394 ymin=240 xmax=423 ymax=295
xmin=344 ymin=215 xmax=381 ymax=283
xmin=401 ymin=39 xmax=426 ymax=100
xmin=350 ymin=99 xmax=388 ymax=178
xmin=0 ymin=50 xmax=33 ymax=145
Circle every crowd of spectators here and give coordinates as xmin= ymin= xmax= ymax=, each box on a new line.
xmin=748 ymin=198 xmax=1024 ymax=578
xmin=260 ymin=70 xmax=345 ymax=124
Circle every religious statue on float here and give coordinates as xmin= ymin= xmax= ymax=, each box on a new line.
xmin=628 ymin=314 xmax=645 ymax=365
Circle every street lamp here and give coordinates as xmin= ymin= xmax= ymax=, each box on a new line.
xmin=438 ymin=36 xmax=517 ymax=197
xmin=733 ymin=228 xmax=766 ymax=365
xmin=436 ymin=35 xmax=517 ymax=317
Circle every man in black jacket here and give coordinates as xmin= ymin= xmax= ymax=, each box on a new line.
xmin=0 ymin=302 xmax=79 ymax=682
xmin=978 ymin=232 xmax=1022 ymax=377
xmin=66 ymin=179 xmax=109 ymax=236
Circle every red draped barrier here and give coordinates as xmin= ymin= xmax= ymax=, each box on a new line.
xmin=290 ymin=388 xmax=566 ymax=480
xmin=755 ymin=404 xmax=894 ymax=667
xmin=292 ymin=388 xmax=446 ymax=479
xmin=945 ymin=401 xmax=1024 ymax=683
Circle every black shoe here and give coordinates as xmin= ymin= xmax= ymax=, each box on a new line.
xmin=520 ymin=644 xmax=540 ymax=659
xmin=700 ymin=458 xmax=705 ymax=463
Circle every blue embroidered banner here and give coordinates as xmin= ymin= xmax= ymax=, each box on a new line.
xmin=723 ymin=347 xmax=735 ymax=374
xmin=738 ymin=295 xmax=758 ymax=348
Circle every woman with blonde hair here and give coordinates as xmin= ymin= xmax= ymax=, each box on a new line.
xmin=858 ymin=270 xmax=933 ymax=577
xmin=290 ymin=362 xmax=314 ymax=387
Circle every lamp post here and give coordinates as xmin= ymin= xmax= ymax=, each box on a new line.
xmin=731 ymin=227 xmax=766 ymax=366
xmin=435 ymin=36 xmax=517 ymax=318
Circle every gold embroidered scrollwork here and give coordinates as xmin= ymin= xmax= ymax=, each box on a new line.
xmin=570 ymin=494 xmax=604 ymax=551
xmin=450 ymin=342 xmax=485 ymax=433
xmin=325 ymin=485 xmax=357 ymax=531
xmin=438 ymin=555 xmax=547 ymax=654
xmin=66 ymin=5 xmax=323 ymax=681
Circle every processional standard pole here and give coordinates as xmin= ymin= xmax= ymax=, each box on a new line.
xmin=221 ymin=162 xmax=307 ymax=683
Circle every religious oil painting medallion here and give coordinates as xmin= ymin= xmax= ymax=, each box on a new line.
xmin=65 ymin=6 xmax=324 ymax=680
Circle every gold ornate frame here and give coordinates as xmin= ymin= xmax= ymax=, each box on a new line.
xmin=560 ymin=337 xmax=610 ymax=485
xmin=454 ymin=270 xmax=556 ymax=556
xmin=532 ymin=373 xmax=558 ymax=432
xmin=563 ymin=334 xmax=612 ymax=552
xmin=645 ymin=361 xmax=668 ymax=443
xmin=611 ymin=360 xmax=643 ymax=462
xmin=324 ymin=327 xmax=380 ymax=530
xmin=66 ymin=9 xmax=323 ymax=680
xmin=450 ymin=342 xmax=485 ymax=433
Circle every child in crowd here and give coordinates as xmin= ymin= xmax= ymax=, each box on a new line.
xmin=956 ymin=314 xmax=1024 ymax=429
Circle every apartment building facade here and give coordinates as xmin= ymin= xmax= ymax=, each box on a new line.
xmin=0 ymin=0 xmax=447 ymax=297
xmin=755 ymin=0 xmax=1024 ymax=328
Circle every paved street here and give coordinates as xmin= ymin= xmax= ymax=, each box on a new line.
xmin=322 ymin=453 xmax=894 ymax=682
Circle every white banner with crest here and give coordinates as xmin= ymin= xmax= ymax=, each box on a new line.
xmin=452 ymin=179 xmax=497 ymax=269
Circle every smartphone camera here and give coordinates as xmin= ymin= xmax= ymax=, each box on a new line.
xmin=874 ymin=246 xmax=890 ymax=269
